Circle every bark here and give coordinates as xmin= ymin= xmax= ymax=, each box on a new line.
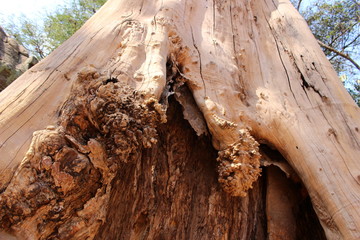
xmin=0 ymin=0 xmax=359 ymax=239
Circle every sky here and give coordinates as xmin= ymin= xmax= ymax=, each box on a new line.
xmin=0 ymin=0 xmax=71 ymax=23
xmin=0 ymin=0 xmax=311 ymax=22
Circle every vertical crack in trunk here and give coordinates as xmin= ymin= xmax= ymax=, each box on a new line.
xmin=266 ymin=22 xmax=297 ymax=103
xmin=190 ymin=26 xmax=207 ymax=96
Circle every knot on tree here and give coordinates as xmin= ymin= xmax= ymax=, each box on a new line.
xmin=60 ymin=66 xmax=167 ymax=162
xmin=0 ymin=66 xmax=167 ymax=239
xmin=0 ymin=127 xmax=103 ymax=238
xmin=217 ymin=129 xmax=261 ymax=197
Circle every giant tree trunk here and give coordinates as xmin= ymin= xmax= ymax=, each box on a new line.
xmin=0 ymin=0 xmax=359 ymax=239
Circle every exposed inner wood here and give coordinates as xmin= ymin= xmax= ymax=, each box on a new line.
xmin=95 ymin=100 xmax=267 ymax=239
xmin=0 ymin=0 xmax=359 ymax=238
xmin=0 ymin=69 xmax=166 ymax=239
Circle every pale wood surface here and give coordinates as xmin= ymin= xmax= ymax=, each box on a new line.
xmin=0 ymin=0 xmax=359 ymax=239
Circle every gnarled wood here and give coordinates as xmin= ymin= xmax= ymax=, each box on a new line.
xmin=0 ymin=0 xmax=359 ymax=239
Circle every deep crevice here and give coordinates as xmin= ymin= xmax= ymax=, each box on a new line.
xmin=297 ymin=66 xmax=327 ymax=102
xmin=96 ymin=99 xmax=268 ymax=239
xmin=164 ymin=57 xmax=209 ymax=137
xmin=103 ymin=77 xmax=118 ymax=84
xmin=260 ymin=144 xmax=327 ymax=240
xmin=261 ymin=10 xmax=298 ymax=104
xmin=190 ymin=26 xmax=207 ymax=97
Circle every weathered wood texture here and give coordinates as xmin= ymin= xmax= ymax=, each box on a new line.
xmin=0 ymin=0 xmax=359 ymax=239
xmin=0 ymin=95 xmax=326 ymax=239
xmin=95 ymin=100 xmax=267 ymax=240
xmin=95 ymin=100 xmax=327 ymax=240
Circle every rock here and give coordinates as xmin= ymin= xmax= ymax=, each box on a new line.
xmin=0 ymin=26 xmax=38 ymax=91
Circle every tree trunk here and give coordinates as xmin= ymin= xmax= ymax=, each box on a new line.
xmin=0 ymin=0 xmax=359 ymax=239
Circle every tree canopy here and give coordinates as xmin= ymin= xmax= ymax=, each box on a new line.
xmin=44 ymin=0 xmax=107 ymax=52
xmin=1 ymin=0 xmax=106 ymax=59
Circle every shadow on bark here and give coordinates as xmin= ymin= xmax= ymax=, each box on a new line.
xmin=95 ymin=98 xmax=326 ymax=240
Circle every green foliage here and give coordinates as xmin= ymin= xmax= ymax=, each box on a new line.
xmin=44 ymin=0 xmax=107 ymax=51
xmin=304 ymin=0 xmax=359 ymax=73
xmin=348 ymin=80 xmax=360 ymax=106
xmin=292 ymin=0 xmax=360 ymax=106
xmin=2 ymin=0 xmax=106 ymax=59
xmin=0 ymin=63 xmax=23 ymax=91
xmin=3 ymin=17 xmax=50 ymax=59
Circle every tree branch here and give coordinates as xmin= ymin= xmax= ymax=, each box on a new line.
xmin=342 ymin=34 xmax=360 ymax=51
xmin=317 ymin=40 xmax=360 ymax=71
xmin=329 ymin=22 xmax=359 ymax=47
xmin=297 ymin=0 xmax=303 ymax=11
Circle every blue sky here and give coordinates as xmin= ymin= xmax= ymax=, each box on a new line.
xmin=0 ymin=0 xmax=310 ymax=22
xmin=0 ymin=0 xmax=71 ymax=24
